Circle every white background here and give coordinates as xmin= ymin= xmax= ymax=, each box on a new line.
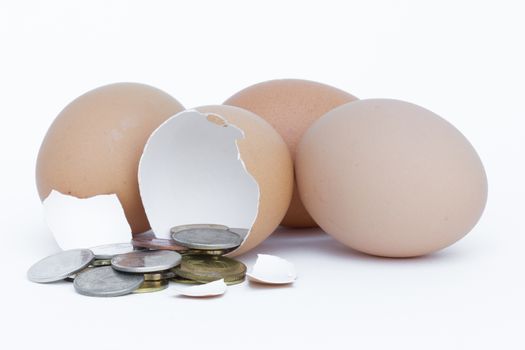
xmin=1 ymin=1 xmax=524 ymax=349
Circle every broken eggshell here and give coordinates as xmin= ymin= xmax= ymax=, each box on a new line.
xmin=138 ymin=105 xmax=294 ymax=257
xmin=247 ymin=254 xmax=297 ymax=285
xmin=173 ymin=279 xmax=227 ymax=298
xmin=43 ymin=190 xmax=132 ymax=249
xmin=36 ymin=83 xmax=185 ymax=249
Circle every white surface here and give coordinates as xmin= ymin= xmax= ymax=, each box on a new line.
xmin=0 ymin=1 xmax=523 ymax=349
xmin=138 ymin=109 xmax=259 ymax=239
xmin=43 ymin=190 xmax=132 ymax=249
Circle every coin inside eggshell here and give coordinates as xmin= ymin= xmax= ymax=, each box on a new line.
xmin=138 ymin=105 xmax=294 ymax=257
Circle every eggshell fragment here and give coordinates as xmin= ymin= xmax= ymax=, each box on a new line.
xmin=225 ymin=79 xmax=358 ymax=228
xmin=247 ymin=254 xmax=297 ymax=284
xmin=173 ymin=279 xmax=227 ymax=297
xmin=296 ymin=99 xmax=488 ymax=257
xmin=43 ymin=190 xmax=131 ymax=249
xmin=138 ymin=106 xmax=293 ymax=256
xmin=36 ymin=83 xmax=184 ymax=237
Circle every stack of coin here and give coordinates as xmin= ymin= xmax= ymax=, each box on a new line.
xmin=111 ymin=250 xmax=182 ymax=293
xmin=27 ymin=224 xmax=250 ymax=296
xmin=170 ymin=225 xmax=247 ymax=285
xmin=63 ymin=243 xmax=138 ymax=282
xmin=27 ymin=245 xmax=183 ymax=297
xmin=131 ymin=231 xmax=188 ymax=252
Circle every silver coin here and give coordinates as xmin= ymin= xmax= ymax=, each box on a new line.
xmin=65 ymin=266 xmax=92 ymax=282
xmin=171 ymin=227 xmax=242 ymax=250
xmin=228 ymin=228 xmax=249 ymax=239
xmin=74 ymin=266 xmax=144 ymax=297
xmin=27 ymin=249 xmax=94 ymax=283
xmin=89 ymin=242 xmax=138 ymax=259
xmin=170 ymin=224 xmax=229 ymax=234
xmin=111 ymin=250 xmax=182 ymax=273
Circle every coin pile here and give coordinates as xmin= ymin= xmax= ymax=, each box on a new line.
xmin=171 ymin=226 xmax=247 ymax=285
xmin=27 ymin=224 xmax=248 ymax=297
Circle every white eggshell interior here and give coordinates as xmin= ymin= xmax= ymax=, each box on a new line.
xmin=138 ymin=109 xmax=259 ymax=242
xmin=247 ymin=254 xmax=297 ymax=284
xmin=43 ymin=190 xmax=132 ymax=250
xmin=173 ymin=279 xmax=227 ymax=297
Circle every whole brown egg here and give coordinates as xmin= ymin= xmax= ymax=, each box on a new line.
xmin=296 ymin=99 xmax=488 ymax=257
xmin=36 ymin=83 xmax=184 ymax=236
xmin=224 ymin=79 xmax=358 ymax=228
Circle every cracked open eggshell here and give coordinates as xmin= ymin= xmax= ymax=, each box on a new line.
xmin=224 ymin=79 xmax=358 ymax=228
xmin=36 ymin=83 xmax=184 ymax=249
xmin=138 ymin=105 xmax=294 ymax=256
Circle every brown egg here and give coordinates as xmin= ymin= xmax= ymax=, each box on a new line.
xmin=138 ymin=105 xmax=294 ymax=256
xmin=296 ymin=99 xmax=488 ymax=257
xmin=224 ymin=79 xmax=358 ymax=228
xmin=36 ymin=83 xmax=185 ymax=235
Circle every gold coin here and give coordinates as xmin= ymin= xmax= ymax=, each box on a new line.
xmin=172 ymin=254 xmax=246 ymax=284
xmin=193 ymin=276 xmax=245 ymax=286
xmin=170 ymin=276 xmax=203 ymax=285
xmin=143 ymin=270 xmax=176 ymax=281
xmin=133 ymin=279 xmax=168 ymax=293
xmin=91 ymin=259 xmax=112 ymax=267
xmin=223 ymin=276 xmax=245 ymax=286
xmin=182 ymin=249 xmax=231 ymax=256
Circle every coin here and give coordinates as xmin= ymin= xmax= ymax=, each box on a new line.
xmin=65 ymin=267 xmax=93 ymax=282
xmin=143 ymin=270 xmax=176 ymax=281
xmin=27 ymin=249 xmax=95 ymax=283
xmin=111 ymin=250 xmax=182 ymax=273
xmin=171 ymin=228 xmax=242 ymax=250
xmin=170 ymin=224 xmax=229 ymax=234
xmin=173 ymin=254 xmax=246 ymax=284
xmin=91 ymin=259 xmax=112 ymax=267
xmin=89 ymin=242 xmax=138 ymax=259
xmin=222 ymin=276 xmax=245 ymax=286
xmin=183 ymin=249 xmax=232 ymax=256
xmin=188 ymin=276 xmax=245 ymax=286
xmin=170 ymin=276 xmax=203 ymax=285
xmin=132 ymin=231 xmax=187 ymax=252
xmin=132 ymin=231 xmax=156 ymax=240
xmin=134 ymin=279 xmax=169 ymax=293
xmin=228 ymin=228 xmax=249 ymax=239
xmin=73 ymin=266 xmax=144 ymax=297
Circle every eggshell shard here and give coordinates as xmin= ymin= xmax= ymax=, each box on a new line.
xmin=296 ymin=99 xmax=488 ymax=257
xmin=36 ymin=83 xmax=185 ymax=235
xmin=247 ymin=254 xmax=297 ymax=285
xmin=173 ymin=279 xmax=227 ymax=298
xmin=138 ymin=105 xmax=294 ymax=257
xmin=43 ymin=190 xmax=132 ymax=250
xmin=224 ymin=79 xmax=358 ymax=228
